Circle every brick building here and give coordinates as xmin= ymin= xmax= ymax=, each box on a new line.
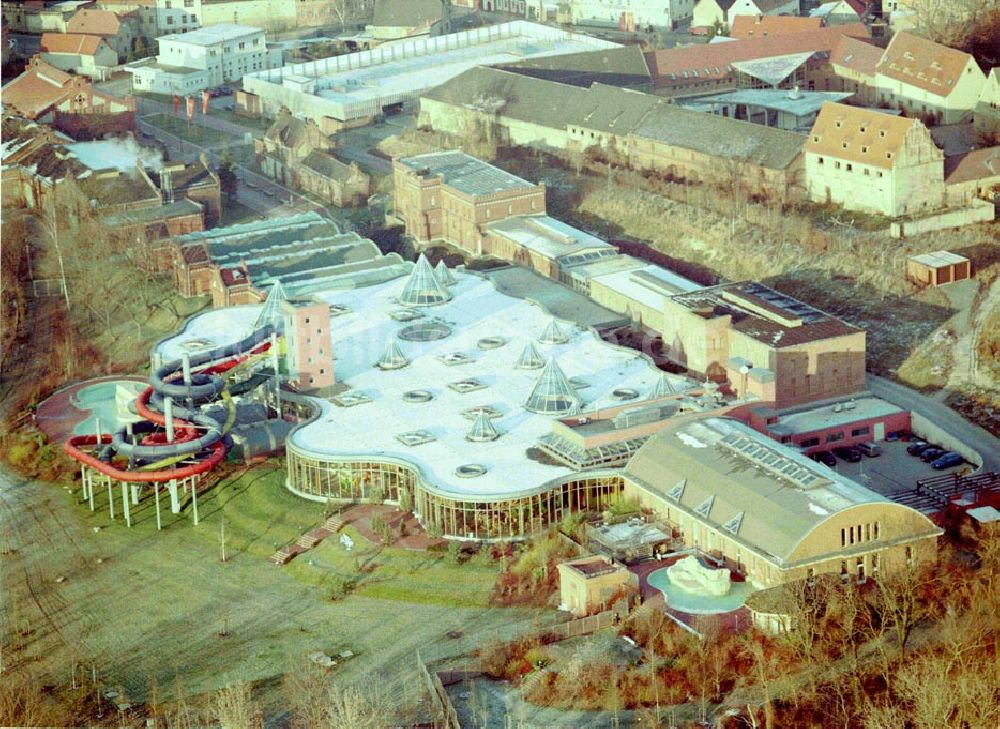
xmin=393 ymin=151 xmax=547 ymax=251
xmin=664 ymin=281 xmax=867 ymax=410
xmin=1 ymin=57 xmax=135 ymax=121
xmin=255 ymin=109 xmax=370 ymax=207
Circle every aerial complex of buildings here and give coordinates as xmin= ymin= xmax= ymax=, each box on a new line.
xmin=2 ymin=0 xmax=997 ymax=676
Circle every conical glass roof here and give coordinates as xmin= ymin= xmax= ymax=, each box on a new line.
xmin=376 ymin=338 xmax=409 ymax=370
xmin=515 ymin=341 xmax=545 ymax=370
xmin=650 ymin=373 xmax=678 ymax=399
xmin=525 ymin=358 xmax=580 ymax=414
xmin=466 ymin=410 xmax=500 ymax=442
xmin=434 ymin=259 xmax=456 ymax=286
xmin=400 ymin=254 xmax=450 ymax=307
xmin=254 ymin=279 xmax=288 ymax=332
xmin=538 ymin=317 xmax=569 ymax=345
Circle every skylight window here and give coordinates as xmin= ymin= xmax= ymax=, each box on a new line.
xmin=694 ymin=495 xmax=714 ymax=518
xmin=722 ymin=512 xmax=744 ymax=535
xmin=667 ymin=479 xmax=685 ymax=501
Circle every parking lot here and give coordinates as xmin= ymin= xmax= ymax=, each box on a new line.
xmin=821 ymin=439 xmax=970 ymax=498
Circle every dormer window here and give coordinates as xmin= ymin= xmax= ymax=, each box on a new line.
xmin=886 ymin=152 xmax=893 ymax=159
xmin=879 ymin=130 xmax=886 ymax=138
xmin=931 ymin=61 xmax=941 ymax=70
xmin=860 ymin=125 xmax=867 ymax=132
xmin=835 ymin=119 xmax=843 ymax=128
xmin=861 ymin=146 xmax=868 ymax=153
xmin=842 ymin=142 xmax=848 ymax=149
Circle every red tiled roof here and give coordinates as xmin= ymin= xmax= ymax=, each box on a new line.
xmin=0 ymin=60 xmax=75 ymax=118
xmin=944 ymin=147 xmax=1000 ymax=185
xmin=40 ymin=32 xmax=106 ymax=56
xmin=830 ymin=35 xmax=883 ymax=77
xmin=875 ymin=32 xmax=976 ymax=98
xmin=805 ymin=102 xmax=918 ymax=170
xmin=645 ymin=23 xmax=870 ymax=88
xmin=66 ymin=9 xmax=122 ymax=37
xmin=730 ymin=15 xmax=823 ymax=40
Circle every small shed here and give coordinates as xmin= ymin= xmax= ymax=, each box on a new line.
xmin=906 ymin=251 xmax=972 ymax=287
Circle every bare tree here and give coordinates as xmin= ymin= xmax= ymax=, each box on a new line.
xmin=213 ymin=681 xmax=260 ymax=729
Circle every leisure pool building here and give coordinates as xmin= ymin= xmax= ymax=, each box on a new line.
xmin=153 ymin=262 xmax=941 ymax=586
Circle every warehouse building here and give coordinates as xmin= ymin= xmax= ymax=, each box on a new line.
xmin=624 ymin=416 xmax=942 ymax=590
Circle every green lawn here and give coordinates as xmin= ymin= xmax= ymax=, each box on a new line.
xmin=143 ymin=113 xmax=234 ymax=146
xmin=207 ymin=107 xmax=272 ymax=132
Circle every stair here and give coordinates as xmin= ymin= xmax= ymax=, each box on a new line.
xmin=296 ymin=533 xmax=321 ymax=550
xmin=323 ymin=516 xmax=344 ymax=533
xmin=269 ymin=547 xmax=294 ymax=565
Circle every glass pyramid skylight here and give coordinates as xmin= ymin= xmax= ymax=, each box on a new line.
xmin=466 ymin=410 xmax=500 ymax=442
xmin=399 ymin=253 xmax=451 ymax=307
xmin=650 ymin=373 xmax=679 ymax=399
xmin=376 ymin=338 xmax=409 ymax=370
xmin=525 ymin=358 xmax=580 ymax=414
xmin=515 ymin=341 xmax=545 ymax=370
xmin=434 ymin=259 xmax=456 ymax=286
xmin=538 ymin=317 xmax=569 ymax=345
xmin=253 ymin=279 xmax=288 ymax=332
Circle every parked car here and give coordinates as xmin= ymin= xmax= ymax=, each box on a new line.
xmin=857 ymin=442 xmax=882 ymax=458
xmin=689 ymin=25 xmax=710 ymax=35
xmin=810 ymin=451 xmax=837 ymax=467
xmin=920 ymin=447 xmax=947 ymax=462
xmin=907 ymin=441 xmax=931 ymax=456
xmin=834 ymin=446 xmax=863 ymax=463
xmin=932 ymin=452 xmax=965 ymax=470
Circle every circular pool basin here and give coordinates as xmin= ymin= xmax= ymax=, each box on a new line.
xmin=647 ymin=565 xmax=751 ymax=614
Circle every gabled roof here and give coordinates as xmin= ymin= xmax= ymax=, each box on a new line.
xmin=944 ymin=147 xmax=1000 ymax=185
xmin=493 ymin=45 xmax=651 ymax=89
xmin=1 ymin=60 xmax=75 ymax=118
xmin=830 ymin=34 xmax=883 ymax=77
xmin=875 ymin=32 xmax=977 ymax=98
xmin=644 ymin=23 xmax=870 ymax=89
xmin=300 ymin=150 xmax=356 ymax=181
xmin=804 ymin=102 xmax=924 ymax=170
xmin=372 ymin=0 xmax=442 ymax=28
xmin=730 ymin=15 xmax=823 ymax=40
xmin=66 ymin=8 xmax=122 ymax=37
xmin=41 ymin=32 xmax=109 ymax=56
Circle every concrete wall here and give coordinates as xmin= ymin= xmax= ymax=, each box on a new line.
xmin=910 ymin=411 xmax=983 ymax=467
xmin=889 ymin=199 xmax=996 ymax=237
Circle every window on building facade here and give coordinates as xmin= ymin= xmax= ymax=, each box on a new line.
xmin=826 ymin=431 xmax=844 ymax=443
xmin=166 ymin=16 xmax=173 ymax=24
xmin=846 ymin=163 xmax=853 ymax=171
xmin=851 ymin=426 xmax=870 ymax=437
xmin=800 ymin=437 xmax=820 ymax=448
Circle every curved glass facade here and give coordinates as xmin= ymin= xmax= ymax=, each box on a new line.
xmin=287 ymin=444 xmax=624 ymax=540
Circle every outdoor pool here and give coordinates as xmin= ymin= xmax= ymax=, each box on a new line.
xmin=72 ymin=381 xmax=145 ymax=436
xmin=647 ymin=565 xmax=752 ymax=614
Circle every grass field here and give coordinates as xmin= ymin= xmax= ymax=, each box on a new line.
xmin=143 ymin=113 xmax=233 ymax=146
xmin=0 ymin=464 xmax=554 ymax=716
xmin=220 ymin=199 xmax=262 ymax=227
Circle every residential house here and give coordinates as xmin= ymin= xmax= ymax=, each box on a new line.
xmin=39 ymin=33 xmax=118 ymax=79
xmin=568 ymin=0 xmax=696 ymax=32
xmin=91 ymin=0 xmax=159 ymax=46
xmin=255 ymin=109 xmax=370 ymax=207
xmin=729 ymin=15 xmax=822 ymax=39
xmin=874 ymin=32 xmax=987 ymax=125
xmin=944 ymin=147 xmax=1000 ymax=207
xmin=804 ymin=102 xmax=945 ymax=217
xmin=829 ymin=34 xmax=883 ymax=104
xmin=974 ymin=68 xmax=1000 ymax=138
xmin=1 ymin=57 xmax=135 ymax=121
xmin=392 ymin=150 xmax=547 ymax=251
xmin=368 ymin=0 xmax=447 ymax=42
xmin=66 ymin=7 xmax=136 ymax=61
xmin=126 ymin=23 xmax=280 ymax=95
xmin=663 ymin=280 xmax=867 ymax=408
xmin=692 ymin=0 xmax=799 ymax=29
xmin=643 ymin=23 xmax=871 ymax=98
xmin=809 ymin=0 xmax=872 ymax=26
xmin=2 ymin=1 xmax=92 ymax=34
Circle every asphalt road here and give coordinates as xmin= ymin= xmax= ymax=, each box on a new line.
xmin=867 ymin=374 xmax=1000 ymax=473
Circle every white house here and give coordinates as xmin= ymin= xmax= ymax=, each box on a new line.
xmin=570 ymin=0 xmax=695 ymax=31
xmin=692 ymin=0 xmax=799 ymax=29
xmin=874 ymin=32 xmax=987 ymax=126
xmin=127 ymin=23 xmax=281 ymax=95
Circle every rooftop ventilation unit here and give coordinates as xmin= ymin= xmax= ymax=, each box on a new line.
xmin=437 ymin=352 xmax=475 ymax=366
xmin=333 ymin=391 xmax=373 ymax=407
xmin=448 ymin=378 xmax=487 ymax=393
xmin=396 ymin=430 xmax=436 ymax=446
